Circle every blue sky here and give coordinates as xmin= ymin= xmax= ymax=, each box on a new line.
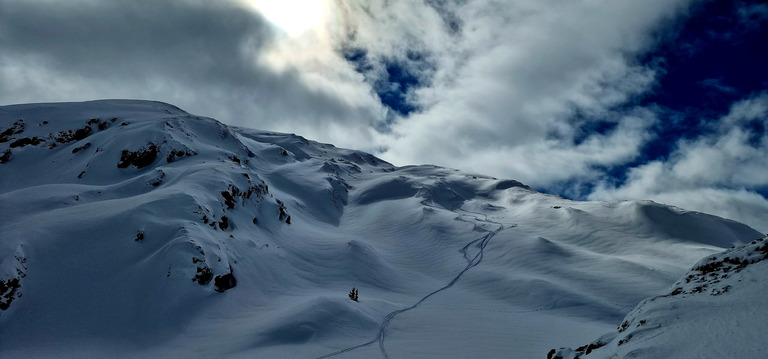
xmin=1 ymin=0 xmax=766 ymax=231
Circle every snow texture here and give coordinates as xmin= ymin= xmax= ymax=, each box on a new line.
xmin=549 ymin=235 xmax=768 ymax=359
xmin=0 ymin=100 xmax=762 ymax=358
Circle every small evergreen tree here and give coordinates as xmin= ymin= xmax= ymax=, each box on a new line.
xmin=348 ymin=287 xmax=358 ymax=302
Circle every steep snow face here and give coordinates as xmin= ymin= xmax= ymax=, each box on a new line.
xmin=0 ymin=100 xmax=762 ymax=358
xmin=549 ymin=235 xmax=768 ymax=359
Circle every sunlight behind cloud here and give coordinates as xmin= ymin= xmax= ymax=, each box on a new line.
xmin=246 ymin=0 xmax=328 ymax=37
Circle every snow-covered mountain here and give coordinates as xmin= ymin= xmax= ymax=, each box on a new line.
xmin=0 ymin=100 xmax=762 ymax=358
xmin=548 ymin=234 xmax=768 ymax=359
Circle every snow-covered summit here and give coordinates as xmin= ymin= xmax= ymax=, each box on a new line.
xmin=0 ymin=100 xmax=762 ymax=358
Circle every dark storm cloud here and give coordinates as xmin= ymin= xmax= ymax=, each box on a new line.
xmin=0 ymin=1 xmax=271 ymax=79
xmin=0 ymin=0 xmax=385 ymax=140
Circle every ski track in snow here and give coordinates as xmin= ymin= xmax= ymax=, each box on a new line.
xmin=316 ymin=205 xmax=515 ymax=359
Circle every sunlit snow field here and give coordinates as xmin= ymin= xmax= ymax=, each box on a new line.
xmin=0 ymin=101 xmax=762 ymax=358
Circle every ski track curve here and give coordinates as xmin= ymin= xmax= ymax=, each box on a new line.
xmin=315 ymin=205 xmax=515 ymax=359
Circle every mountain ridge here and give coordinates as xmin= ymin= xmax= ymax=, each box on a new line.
xmin=0 ymin=100 xmax=762 ymax=358
xmin=549 ymin=234 xmax=768 ymax=358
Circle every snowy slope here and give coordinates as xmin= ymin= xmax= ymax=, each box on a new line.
xmin=548 ymin=235 xmax=768 ymax=359
xmin=0 ymin=100 xmax=762 ymax=358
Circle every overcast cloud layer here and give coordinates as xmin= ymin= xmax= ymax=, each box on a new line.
xmin=1 ymin=0 xmax=766 ymax=231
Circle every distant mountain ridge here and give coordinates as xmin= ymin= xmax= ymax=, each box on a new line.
xmin=0 ymin=100 xmax=762 ymax=358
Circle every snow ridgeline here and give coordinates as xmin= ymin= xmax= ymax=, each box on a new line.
xmin=548 ymin=234 xmax=768 ymax=359
xmin=0 ymin=100 xmax=762 ymax=358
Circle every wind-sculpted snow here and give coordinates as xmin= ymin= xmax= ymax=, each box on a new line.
xmin=549 ymin=235 xmax=768 ymax=359
xmin=0 ymin=100 xmax=762 ymax=358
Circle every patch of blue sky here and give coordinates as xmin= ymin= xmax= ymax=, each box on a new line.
xmin=557 ymin=1 xmax=768 ymax=199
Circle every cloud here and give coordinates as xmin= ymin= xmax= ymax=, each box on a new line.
xmin=0 ymin=0 xmax=691 ymax=165
xmin=334 ymin=1 xmax=684 ymax=182
xmin=333 ymin=1 xmax=767 ymax=231
xmin=0 ymin=0 xmax=386 ymax=148
xmin=2 ymin=0 xmax=765 ymax=231
xmin=589 ymin=93 xmax=768 ymax=232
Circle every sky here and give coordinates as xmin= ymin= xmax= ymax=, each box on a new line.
xmin=1 ymin=0 xmax=767 ymax=232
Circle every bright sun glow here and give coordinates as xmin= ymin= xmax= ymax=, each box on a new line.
xmin=247 ymin=0 xmax=328 ymax=36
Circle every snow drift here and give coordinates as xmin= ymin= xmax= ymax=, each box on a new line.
xmin=548 ymin=234 xmax=768 ymax=359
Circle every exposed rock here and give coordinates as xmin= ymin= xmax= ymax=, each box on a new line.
xmin=214 ymin=269 xmax=236 ymax=292
xmin=147 ymin=170 xmax=166 ymax=187
xmin=0 ymin=120 xmax=25 ymax=142
xmin=9 ymin=136 xmax=44 ymax=148
xmin=55 ymin=125 xmax=92 ymax=143
xmin=0 ymin=253 xmax=26 ymax=311
xmin=0 ymin=277 xmax=21 ymax=310
xmin=87 ymin=118 xmax=111 ymax=131
xmin=0 ymin=149 xmax=11 ymax=164
xmin=117 ymin=142 xmax=158 ymax=169
xmin=278 ymin=201 xmax=290 ymax=223
xmin=72 ymin=142 xmax=91 ymax=154
xmin=576 ymin=340 xmax=606 ymax=355
xmin=546 ymin=348 xmax=579 ymax=359
xmin=193 ymin=266 xmax=213 ymax=285
xmin=221 ymin=190 xmax=236 ymax=210
xmin=220 ymin=183 xmax=268 ymax=210
xmin=218 ymin=216 xmax=229 ymax=230
xmin=228 ymin=155 xmax=242 ymax=165
xmin=166 ymin=148 xmax=196 ymax=163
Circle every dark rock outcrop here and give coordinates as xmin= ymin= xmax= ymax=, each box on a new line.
xmin=193 ymin=266 xmax=213 ymax=285
xmin=117 ymin=143 xmax=159 ymax=169
xmin=214 ymin=270 xmax=236 ymax=292
xmin=0 ymin=149 xmax=11 ymax=164
xmin=0 ymin=120 xmax=26 ymax=142
xmin=166 ymin=148 xmax=196 ymax=163
xmin=9 ymin=136 xmax=44 ymax=148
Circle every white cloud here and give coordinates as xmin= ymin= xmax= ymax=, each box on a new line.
xmin=0 ymin=0 xmax=688 ymax=165
xmin=590 ymin=93 xmax=768 ymax=232
xmin=331 ymin=0 xmax=684 ymax=183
